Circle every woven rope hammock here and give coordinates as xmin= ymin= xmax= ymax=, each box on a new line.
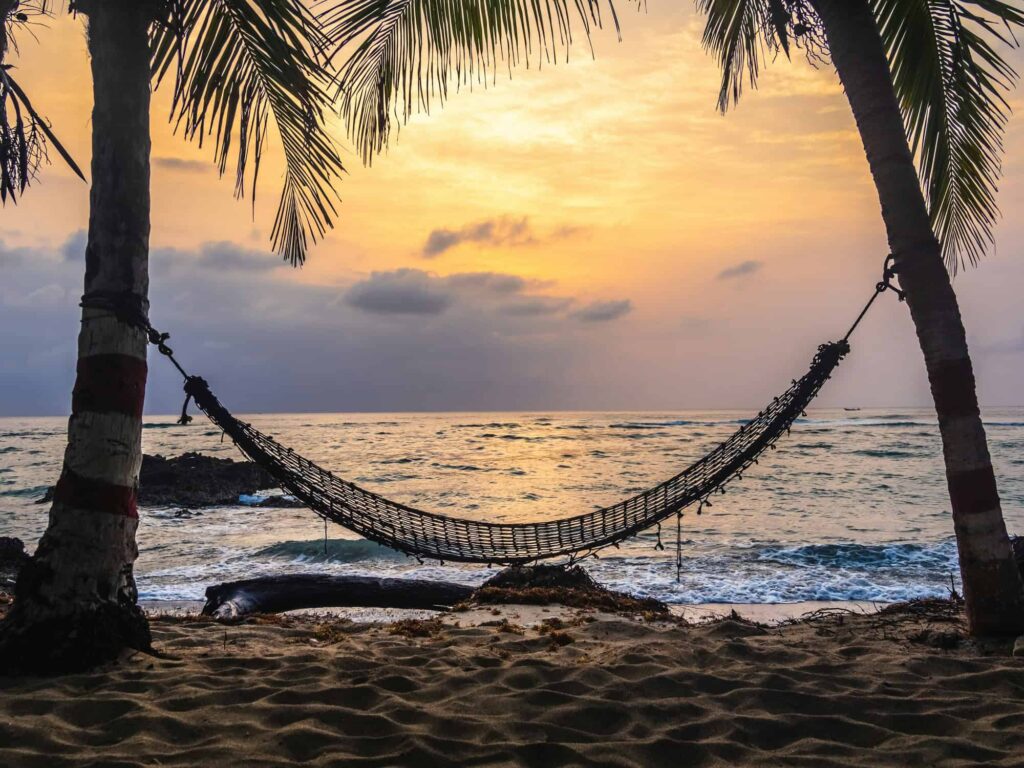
xmin=129 ymin=258 xmax=903 ymax=566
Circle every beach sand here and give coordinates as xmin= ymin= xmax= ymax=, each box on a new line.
xmin=1 ymin=602 xmax=1023 ymax=767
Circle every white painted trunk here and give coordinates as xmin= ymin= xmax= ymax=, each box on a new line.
xmin=0 ymin=0 xmax=154 ymax=671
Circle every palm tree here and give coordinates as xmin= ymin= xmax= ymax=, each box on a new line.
xmin=0 ymin=0 xmax=344 ymax=672
xmin=319 ymin=0 xmax=1024 ymax=634
xmin=699 ymin=0 xmax=1024 ymax=636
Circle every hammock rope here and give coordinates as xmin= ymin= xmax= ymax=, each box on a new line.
xmin=85 ymin=256 xmax=901 ymax=565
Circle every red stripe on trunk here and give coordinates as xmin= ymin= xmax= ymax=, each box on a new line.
xmin=53 ymin=470 xmax=138 ymax=518
xmin=947 ymin=466 xmax=1000 ymax=517
xmin=72 ymin=354 xmax=147 ymax=419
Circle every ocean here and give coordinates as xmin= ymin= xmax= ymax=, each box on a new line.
xmin=2 ymin=409 xmax=1022 ymax=606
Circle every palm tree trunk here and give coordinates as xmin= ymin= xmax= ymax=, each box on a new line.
xmin=0 ymin=0 xmax=153 ymax=673
xmin=809 ymin=0 xmax=1024 ymax=635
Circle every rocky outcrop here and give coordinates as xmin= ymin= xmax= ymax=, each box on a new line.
xmin=38 ymin=452 xmax=303 ymax=508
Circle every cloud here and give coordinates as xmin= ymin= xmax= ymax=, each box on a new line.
xmin=61 ymin=230 xmax=87 ymax=263
xmin=423 ymin=216 xmax=535 ymax=257
xmin=343 ymin=268 xmax=552 ymax=316
xmin=344 ymin=269 xmax=455 ymax=315
xmin=0 ymin=246 xmax=636 ymax=414
xmin=154 ymin=157 xmax=209 ymax=173
xmin=498 ymin=297 xmax=574 ymax=317
xmin=716 ymin=260 xmax=763 ymax=280
xmin=571 ymin=299 xmax=633 ymax=323
xmin=446 ymin=272 xmax=527 ymax=295
xmin=6 ymin=283 xmax=67 ymax=308
xmin=194 ymin=241 xmax=279 ymax=271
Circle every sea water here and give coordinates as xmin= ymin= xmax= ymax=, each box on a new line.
xmin=2 ymin=409 xmax=1022 ymax=605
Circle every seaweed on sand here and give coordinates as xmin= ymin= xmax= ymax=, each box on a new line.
xmin=461 ymin=564 xmax=669 ymax=615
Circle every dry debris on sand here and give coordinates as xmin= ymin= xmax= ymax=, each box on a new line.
xmin=463 ymin=564 xmax=669 ymax=615
xmin=2 ymin=598 xmax=1024 ymax=767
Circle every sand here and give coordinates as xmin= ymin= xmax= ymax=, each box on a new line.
xmin=2 ymin=602 xmax=1023 ymax=767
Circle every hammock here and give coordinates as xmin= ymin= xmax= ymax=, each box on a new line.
xmin=137 ymin=258 xmax=900 ymax=566
xmin=177 ymin=341 xmax=848 ymax=564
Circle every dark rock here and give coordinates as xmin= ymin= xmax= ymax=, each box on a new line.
xmin=249 ymin=495 xmax=306 ymax=509
xmin=37 ymin=452 xmax=288 ymax=508
xmin=139 ymin=452 xmax=278 ymax=506
xmin=0 ymin=537 xmax=29 ymax=585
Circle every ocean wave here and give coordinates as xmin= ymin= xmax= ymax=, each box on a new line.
xmin=456 ymin=422 xmax=522 ymax=429
xmin=851 ymin=448 xmax=920 ymax=459
xmin=256 ymin=538 xmax=407 ymax=564
xmin=0 ymin=485 xmax=51 ymax=499
xmin=609 ymin=420 xmax=697 ymax=429
xmin=588 ymin=540 xmax=960 ymax=603
xmin=795 ymin=419 xmax=932 ymax=428
xmin=431 ymin=462 xmax=492 ymax=472
xmin=753 ymin=541 xmax=957 ymax=570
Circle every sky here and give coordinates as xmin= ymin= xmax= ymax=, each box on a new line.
xmin=3 ymin=3 xmax=1024 ymax=416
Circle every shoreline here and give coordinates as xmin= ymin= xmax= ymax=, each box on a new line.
xmin=141 ymin=598 xmax=890 ymax=625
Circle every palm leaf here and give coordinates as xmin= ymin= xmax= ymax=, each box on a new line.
xmin=318 ymin=0 xmax=620 ymax=164
xmin=697 ymin=0 xmax=804 ymax=112
xmin=1 ymin=2 xmax=84 ymax=202
xmin=151 ymin=0 xmax=346 ymax=265
xmin=698 ymin=0 xmax=766 ymax=111
xmin=873 ymin=0 xmax=1024 ymax=272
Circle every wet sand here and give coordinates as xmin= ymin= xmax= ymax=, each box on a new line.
xmin=2 ymin=602 xmax=1023 ymax=767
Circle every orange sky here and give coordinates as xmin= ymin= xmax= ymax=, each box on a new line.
xmin=2 ymin=4 xmax=1024 ymax=414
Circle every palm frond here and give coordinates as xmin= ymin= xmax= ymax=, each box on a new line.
xmin=873 ymin=0 xmax=1023 ymax=272
xmin=697 ymin=0 xmax=812 ymax=112
xmin=1 ymin=1 xmax=84 ymax=203
xmin=698 ymin=0 xmax=767 ymax=111
xmin=318 ymin=0 xmax=620 ymax=164
xmin=151 ymin=0 xmax=345 ymax=266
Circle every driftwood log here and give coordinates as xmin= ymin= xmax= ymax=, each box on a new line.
xmin=202 ymin=575 xmax=474 ymax=620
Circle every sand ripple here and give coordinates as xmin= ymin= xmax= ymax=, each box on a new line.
xmin=2 ymin=607 xmax=1024 ymax=767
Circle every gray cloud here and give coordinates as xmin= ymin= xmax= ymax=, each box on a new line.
xmin=0 ymin=244 xmax=638 ymax=414
xmin=446 ymin=272 xmax=527 ymax=295
xmin=60 ymin=230 xmax=87 ymax=263
xmin=154 ymin=157 xmax=209 ymax=173
xmin=345 ymin=269 xmax=455 ymax=315
xmin=499 ymin=297 xmax=574 ymax=317
xmin=717 ymin=260 xmax=763 ymax=280
xmin=423 ymin=217 xmax=534 ymax=258
xmin=571 ymin=299 xmax=633 ymax=323
xmin=195 ymin=241 xmax=279 ymax=271
xmin=344 ymin=269 xmax=557 ymax=316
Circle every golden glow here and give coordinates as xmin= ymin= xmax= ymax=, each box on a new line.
xmin=3 ymin=5 xmax=1024 ymax=411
